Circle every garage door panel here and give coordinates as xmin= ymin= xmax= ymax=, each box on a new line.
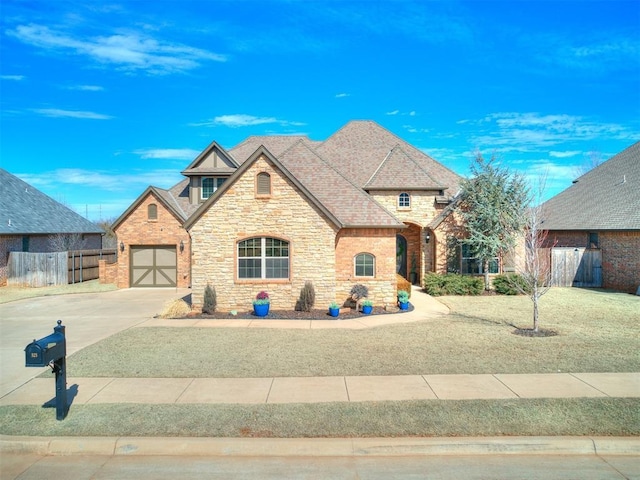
xmin=130 ymin=246 xmax=177 ymax=287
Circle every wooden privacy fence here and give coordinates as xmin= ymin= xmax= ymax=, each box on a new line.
xmin=8 ymin=251 xmax=68 ymax=287
xmin=550 ymin=247 xmax=603 ymax=288
xmin=68 ymin=249 xmax=116 ymax=284
xmin=8 ymin=249 xmax=117 ymax=287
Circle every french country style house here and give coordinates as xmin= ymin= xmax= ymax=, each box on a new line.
xmin=108 ymin=120 xmax=469 ymax=310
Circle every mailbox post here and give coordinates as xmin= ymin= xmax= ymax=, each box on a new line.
xmin=25 ymin=320 xmax=68 ymax=420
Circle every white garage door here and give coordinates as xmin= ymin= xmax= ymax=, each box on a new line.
xmin=130 ymin=246 xmax=177 ymax=287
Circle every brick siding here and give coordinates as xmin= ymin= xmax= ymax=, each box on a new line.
xmin=113 ymin=192 xmax=191 ymax=288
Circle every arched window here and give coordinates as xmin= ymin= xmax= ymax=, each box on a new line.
xmin=398 ymin=192 xmax=410 ymax=208
xmin=354 ymin=253 xmax=375 ymax=277
xmin=256 ymin=172 xmax=271 ymax=196
xmin=238 ymin=237 xmax=289 ymax=279
xmin=147 ymin=203 xmax=158 ymax=220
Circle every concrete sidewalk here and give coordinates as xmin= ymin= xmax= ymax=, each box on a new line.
xmin=2 ymin=372 xmax=638 ymax=406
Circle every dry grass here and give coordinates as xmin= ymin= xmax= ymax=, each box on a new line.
xmin=158 ymin=299 xmax=192 ymax=318
xmin=1 ymin=398 xmax=637 ymax=438
xmin=0 ymin=280 xmax=117 ymax=304
xmin=66 ymin=288 xmax=640 ymax=378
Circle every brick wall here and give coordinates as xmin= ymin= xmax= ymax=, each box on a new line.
xmin=601 ymin=231 xmax=640 ymax=293
xmin=113 ymin=192 xmax=191 ymax=288
xmin=98 ymin=259 xmax=118 ymax=285
xmin=335 ymin=228 xmax=397 ymax=306
xmin=189 ymin=154 xmax=339 ymax=311
xmin=545 ymin=230 xmax=639 ymax=293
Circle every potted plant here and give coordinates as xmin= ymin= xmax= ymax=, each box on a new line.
xmin=361 ymin=299 xmax=373 ymax=314
xmin=253 ymin=290 xmax=270 ymax=317
xmin=328 ymin=301 xmax=340 ymax=317
xmin=398 ymin=290 xmax=410 ymax=310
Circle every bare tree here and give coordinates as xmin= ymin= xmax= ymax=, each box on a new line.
xmin=511 ymin=178 xmax=555 ymax=332
xmin=573 ymin=150 xmax=603 ymax=179
xmin=48 ymin=233 xmax=86 ymax=252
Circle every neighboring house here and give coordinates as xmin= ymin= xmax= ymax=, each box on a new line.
xmin=110 ymin=120 xmax=468 ymax=310
xmin=540 ymin=141 xmax=640 ymax=293
xmin=0 ymin=168 xmax=104 ymax=285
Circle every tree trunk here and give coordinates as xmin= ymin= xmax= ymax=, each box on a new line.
xmin=532 ymin=295 xmax=539 ymax=332
xmin=484 ymin=259 xmax=490 ymax=290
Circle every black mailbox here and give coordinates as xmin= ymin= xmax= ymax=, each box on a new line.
xmin=25 ymin=323 xmax=66 ymax=367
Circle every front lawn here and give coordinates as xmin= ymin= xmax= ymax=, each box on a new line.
xmin=66 ymin=288 xmax=640 ymax=378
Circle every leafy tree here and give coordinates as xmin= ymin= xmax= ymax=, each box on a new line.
xmin=457 ymin=153 xmax=529 ymax=290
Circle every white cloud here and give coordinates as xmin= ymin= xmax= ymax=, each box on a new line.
xmin=549 ymin=150 xmax=581 ymax=158
xmin=192 ymin=114 xmax=305 ymax=128
xmin=7 ymin=24 xmax=226 ymax=75
xmin=386 ymin=110 xmax=399 ymax=115
xmin=32 ymin=108 xmax=113 ymax=119
xmin=134 ymin=148 xmax=200 ymax=160
xmin=68 ymin=84 xmax=104 ymax=91
xmin=1 ymin=74 xmax=25 ymax=81
xmin=335 ymin=93 xmax=350 ymax=98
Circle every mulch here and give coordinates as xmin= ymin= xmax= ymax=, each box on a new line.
xmin=185 ymin=305 xmax=414 ymax=321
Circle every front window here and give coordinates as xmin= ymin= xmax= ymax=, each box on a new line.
xmin=398 ymin=192 xmax=410 ymax=208
xmin=355 ymin=253 xmax=375 ymax=277
xmin=461 ymin=244 xmax=498 ymax=275
xmin=238 ymin=237 xmax=289 ymax=279
xmin=201 ymin=177 xmax=226 ymax=200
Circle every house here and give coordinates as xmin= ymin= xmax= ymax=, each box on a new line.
xmin=109 ymin=120 xmax=467 ymax=310
xmin=540 ymin=141 xmax=640 ymax=293
xmin=0 ymin=168 xmax=104 ymax=285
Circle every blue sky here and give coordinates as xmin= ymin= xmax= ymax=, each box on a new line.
xmin=1 ymin=0 xmax=638 ymax=221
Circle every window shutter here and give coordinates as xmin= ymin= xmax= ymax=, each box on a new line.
xmin=257 ymin=173 xmax=271 ymax=195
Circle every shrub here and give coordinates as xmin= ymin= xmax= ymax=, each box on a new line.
xmin=396 ymin=274 xmax=412 ymax=298
xmin=296 ymin=281 xmax=316 ymax=312
xmin=423 ymin=273 xmax=483 ymax=296
xmin=493 ymin=273 xmax=530 ymax=295
xmin=350 ymin=284 xmax=369 ymax=300
xmin=158 ymin=299 xmax=191 ymax=318
xmin=397 ymin=290 xmax=410 ymax=303
xmin=202 ymin=283 xmax=216 ymax=314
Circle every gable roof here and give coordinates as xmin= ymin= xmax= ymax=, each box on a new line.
xmin=316 ymin=120 xmax=461 ymax=195
xmin=541 ymin=141 xmax=640 ymax=230
xmin=364 ymin=145 xmax=446 ymax=190
xmin=181 ymin=140 xmax=239 ymax=176
xmin=185 ymin=144 xmax=406 ymax=231
xmin=111 ymin=181 xmax=195 ymax=231
xmin=0 ymin=168 xmax=104 ymax=235
xmin=229 ymin=135 xmax=319 ymax=164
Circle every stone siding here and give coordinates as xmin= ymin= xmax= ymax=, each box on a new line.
xmin=113 ymin=192 xmax=191 ymax=288
xmin=189 ymin=154 xmax=339 ymax=311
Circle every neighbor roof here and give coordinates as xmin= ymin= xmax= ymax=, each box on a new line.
xmin=541 ymin=141 xmax=640 ymax=230
xmin=0 ymin=168 xmax=104 ymax=235
xmin=316 ymin=120 xmax=461 ymax=195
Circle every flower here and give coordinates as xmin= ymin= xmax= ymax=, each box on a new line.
xmin=253 ymin=291 xmax=270 ymax=305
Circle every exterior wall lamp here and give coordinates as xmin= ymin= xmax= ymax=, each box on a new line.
xmin=180 ymin=240 xmax=184 ymax=253
xmin=119 ymin=241 xmax=124 ymax=253
xmin=425 ymin=232 xmax=431 ymax=244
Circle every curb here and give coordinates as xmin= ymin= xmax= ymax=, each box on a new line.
xmin=2 ymin=435 xmax=639 ymax=457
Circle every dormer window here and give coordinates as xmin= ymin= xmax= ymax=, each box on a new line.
xmin=201 ymin=177 xmax=226 ymax=200
xmin=398 ymin=192 xmax=410 ymax=209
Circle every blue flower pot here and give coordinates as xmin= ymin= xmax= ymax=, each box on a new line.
xmin=362 ymin=305 xmax=373 ymax=315
xmin=399 ymin=301 xmax=409 ymax=311
xmin=253 ymin=303 xmax=270 ymax=317
xmin=329 ymin=307 xmax=340 ymax=317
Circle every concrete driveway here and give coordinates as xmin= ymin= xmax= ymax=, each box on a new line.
xmin=0 ymin=288 xmax=190 ymax=398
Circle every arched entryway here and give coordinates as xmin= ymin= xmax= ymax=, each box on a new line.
xmin=397 ymin=223 xmax=423 ymax=284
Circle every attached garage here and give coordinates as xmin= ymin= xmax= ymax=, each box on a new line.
xmin=130 ymin=246 xmax=177 ymax=287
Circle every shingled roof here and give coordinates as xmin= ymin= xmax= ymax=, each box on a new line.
xmin=229 ymin=135 xmax=319 ymax=164
xmin=0 ymin=168 xmax=103 ymax=235
xmin=316 ymin=120 xmax=461 ymax=195
xmin=541 ymin=141 xmax=640 ymax=230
